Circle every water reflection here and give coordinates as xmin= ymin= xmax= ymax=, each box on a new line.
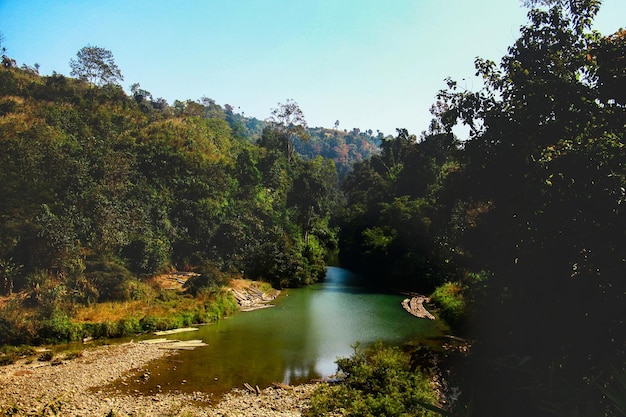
xmin=112 ymin=267 xmax=447 ymax=396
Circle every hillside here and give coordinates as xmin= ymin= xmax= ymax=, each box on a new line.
xmin=0 ymin=60 xmax=340 ymax=345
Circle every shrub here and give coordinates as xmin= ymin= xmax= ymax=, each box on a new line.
xmin=116 ymin=317 xmax=142 ymax=337
xmin=0 ymin=345 xmax=35 ymax=366
xmin=196 ymin=292 xmax=239 ymax=323
xmin=86 ymin=260 xmax=135 ymax=301
xmin=305 ymin=343 xmax=441 ymax=417
xmin=0 ymin=310 xmax=35 ymax=346
xmin=430 ymin=282 xmax=466 ymax=328
xmin=183 ymin=261 xmax=228 ymax=296
xmin=38 ymin=311 xmax=82 ymax=343
xmin=115 ymin=279 xmax=155 ymax=302
xmin=64 ymin=351 xmax=83 ymax=360
xmin=121 ymin=236 xmax=170 ymax=275
xmin=139 ymin=315 xmax=160 ymax=332
xmin=0 ymin=355 xmax=15 ymax=366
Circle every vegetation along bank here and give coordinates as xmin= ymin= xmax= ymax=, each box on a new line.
xmin=1 ymin=0 xmax=625 ymax=416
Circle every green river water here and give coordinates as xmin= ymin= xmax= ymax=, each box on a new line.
xmin=113 ymin=267 xmax=448 ymax=396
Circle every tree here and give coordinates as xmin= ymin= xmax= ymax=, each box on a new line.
xmin=0 ymin=31 xmax=16 ymax=68
xmin=435 ymin=1 xmax=625 ymax=415
xmin=69 ymin=45 xmax=123 ymax=87
xmin=130 ymin=82 xmax=153 ymax=105
xmin=288 ymin=156 xmax=339 ymax=244
xmin=267 ymin=99 xmax=309 ymax=164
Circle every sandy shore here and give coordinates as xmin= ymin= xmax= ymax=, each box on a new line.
xmin=0 ymin=342 xmax=316 ymax=416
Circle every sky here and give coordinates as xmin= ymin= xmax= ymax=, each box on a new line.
xmin=1 ymin=0 xmax=624 ymax=136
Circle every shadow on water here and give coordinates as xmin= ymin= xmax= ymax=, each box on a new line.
xmin=104 ymin=266 xmax=448 ymax=399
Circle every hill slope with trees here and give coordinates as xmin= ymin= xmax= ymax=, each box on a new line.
xmin=0 ymin=46 xmax=341 ymax=344
xmin=0 ymin=1 xmax=624 ymax=414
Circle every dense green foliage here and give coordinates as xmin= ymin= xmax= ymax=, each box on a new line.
xmin=0 ymin=48 xmax=342 ymax=344
xmin=1 ymin=2 xmax=624 ymax=414
xmin=338 ymin=1 xmax=625 ymax=415
xmin=306 ymin=343 xmax=441 ymax=417
xmin=429 ymin=282 xmax=466 ymax=327
xmin=296 ymin=127 xmax=383 ymax=178
xmin=337 ymin=127 xmax=462 ymax=291
xmin=0 ymin=60 xmax=339 ymax=287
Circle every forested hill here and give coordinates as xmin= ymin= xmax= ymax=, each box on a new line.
xmin=0 ymin=59 xmax=343 ymax=302
xmin=295 ymin=127 xmax=382 ymax=177
xmin=226 ymin=109 xmax=383 ymax=177
xmin=1 ymin=1 xmax=625 ymax=415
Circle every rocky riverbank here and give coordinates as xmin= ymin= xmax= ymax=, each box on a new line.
xmin=0 ymin=341 xmax=316 ymax=416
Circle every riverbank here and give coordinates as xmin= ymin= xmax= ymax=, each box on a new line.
xmin=0 ymin=341 xmax=316 ymax=416
xmin=0 ymin=274 xmax=276 ymax=347
xmin=230 ymin=278 xmax=281 ymax=312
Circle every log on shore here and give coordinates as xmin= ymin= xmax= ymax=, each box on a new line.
xmin=157 ymin=340 xmax=208 ymax=350
xmin=140 ymin=338 xmax=207 ymax=350
xmin=402 ymin=296 xmax=436 ymax=320
xmin=154 ymin=327 xmax=199 ymax=336
xmin=231 ymin=287 xmax=279 ymax=311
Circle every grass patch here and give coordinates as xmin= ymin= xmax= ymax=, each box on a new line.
xmin=72 ymin=289 xmax=238 ymax=338
xmin=0 ymin=283 xmax=241 ymax=345
xmin=0 ymin=345 xmax=35 ymax=366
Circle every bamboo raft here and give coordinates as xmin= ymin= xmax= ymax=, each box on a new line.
xmin=154 ymin=327 xmax=199 ymax=336
xmin=401 ymin=296 xmax=436 ymax=320
xmin=140 ymin=338 xmax=207 ymax=350
xmin=232 ymin=287 xmax=278 ymax=311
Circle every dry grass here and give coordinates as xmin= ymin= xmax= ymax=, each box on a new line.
xmin=230 ymin=278 xmax=277 ymax=296
xmin=148 ymin=274 xmax=187 ymax=292
xmin=73 ymin=300 xmax=146 ymax=323
xmin=73 ymin=298 xmax=197 ymax=324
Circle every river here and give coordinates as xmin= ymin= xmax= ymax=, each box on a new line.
xmin=117 ymin=266 xmax=448 ymax=396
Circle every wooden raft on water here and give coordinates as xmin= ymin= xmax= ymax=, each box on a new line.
xmin=402 ymin=296 xmax=436 ymax=320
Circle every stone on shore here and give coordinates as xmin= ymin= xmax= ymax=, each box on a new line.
xmin=0 ymin=341 xmax=316 ymax=416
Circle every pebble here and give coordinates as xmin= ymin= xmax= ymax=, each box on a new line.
xmin=0 ymin=342 xmax=317 ymax=416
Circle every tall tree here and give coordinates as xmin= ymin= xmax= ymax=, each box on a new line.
xmin=267 ymin=99 xmax=309 ymax=164
xmin=70 ymin=45 xmax=123 ymax=87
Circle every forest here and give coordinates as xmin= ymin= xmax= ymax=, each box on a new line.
xmin=1 ymin=0 xmax=625 ymax=416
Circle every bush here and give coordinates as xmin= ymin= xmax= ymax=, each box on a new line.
xmin=116 ymin=317 xmax=142 ymax=336
xmin=139 ymin=315 xmax=160 ymax=332
xmin=115 ymin=279 xmax=155 ymax=302
xmin=38 ymin=311 xmax=82 ymax=343
xmin=0 ymin=311 xmax=34 ymax=346
xmin=86 ymin=260 xmax=135 ymax=301
xmin=305 ymin=343 xmax=441 ymax=417
xmin=430 ymin=282 xmax=466 ymax=328
xmin=122 ymin=236 xmax=170 ymax=275
xmin=196 ymin=291 xmax=239 ymax=323
xmin=183 ymin=261 xmax=228 ymax=296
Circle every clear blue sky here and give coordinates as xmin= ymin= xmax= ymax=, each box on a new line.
xmin=1 ymin=0 xmax=624 ymax=136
